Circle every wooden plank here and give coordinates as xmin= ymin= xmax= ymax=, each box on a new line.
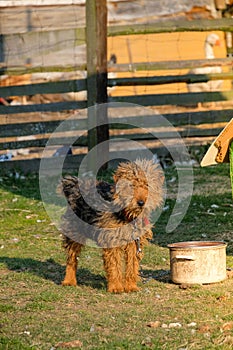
xmin=0 ymin=138 xmax=50 ymax=150
xmin=0 ymin=101 xmax=87 ymax=114
xmin=0 ymin=134 xmax=87 ymax=150
xmin=1 ymin=58 xmax=232 ymax=75
xmin=1 ymin=57 xmax=232 ymax=75
xmin=1 ymin=90 xmax=233 ymax=115
xmin=162 ymin=109 xmax=233 ymax=127
xmin=0 ymin=64 xmax=87 ymax=75
xmin=0 ymin=118 xmax=88 ymax=138
xmin=1 ymin=109 xmax=233 ymax=139
xmin=109 ymin=58 xmax=233 ymax=72
xmin=0 ymin=79 xmax=86 ymax=98
xmin=108 ymin=72 xmax=233 ymax=87
xmin=0 ymin=155 xmax=85 ymax=175
xmin=109 ymin=125 xmax=227 ymax=141
xmin=0 ymin=72 xmax=232 ymax=99
xmin=0 ymin=1 xmax=83 ymax=6
xmin=112 ymin=90 xmax=233 ymax=106
xmin=0 ymin=88 xmax=233 ymax=114
xmin=108 ymin=18 xmax=233 ymax=36
xmin=109 ymin=110 xmax=233 ymax=128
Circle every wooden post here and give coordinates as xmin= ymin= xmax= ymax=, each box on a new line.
xmin=26 ymin=9 xmax=32 ymax=65
xmin=0 ymin=35 xmax=5 ymax=71
xmin=86 ymin=0 xmax=109 ymax=174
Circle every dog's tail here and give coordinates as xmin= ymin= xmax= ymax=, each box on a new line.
xmin=57 ymin=176 xmax=81 ymax=199
xmin=57 ymin=176 xmax=115 ymax=202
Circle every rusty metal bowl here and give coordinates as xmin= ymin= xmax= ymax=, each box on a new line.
xmin=167 ymin=241 xmax=227 ymax=284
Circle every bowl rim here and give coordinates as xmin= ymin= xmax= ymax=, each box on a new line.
xmin=167 ymin=240 xmax=227 ymax=249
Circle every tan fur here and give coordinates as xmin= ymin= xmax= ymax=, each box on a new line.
xmin=60 ymin=159 xmax=163 ymax=293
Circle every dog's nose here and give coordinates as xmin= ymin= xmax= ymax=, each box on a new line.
xmin=137 ymin=200 xmax=145 ymax=207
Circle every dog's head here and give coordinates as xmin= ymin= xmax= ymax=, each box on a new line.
xmin=112 ymin=159 xmax=164 ymax=221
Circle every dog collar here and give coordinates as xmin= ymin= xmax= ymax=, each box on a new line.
xmin=135 ymin=217 xmax=150 ymax=254
xmin=135 ymin=237 xmax=141 ymax=255
xmin=143 ymin=217 xmax=150 ymax=226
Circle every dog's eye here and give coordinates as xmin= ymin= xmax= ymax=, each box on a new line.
xmin=127 ymin=183 xmax=134 ymax=190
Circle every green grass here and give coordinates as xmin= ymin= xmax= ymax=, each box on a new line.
xmin=0 ymin=162 xmax=233 ymax=349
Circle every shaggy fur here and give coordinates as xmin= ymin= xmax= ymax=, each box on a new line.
xmin=59 ymin=159 xmax=163 ymax=293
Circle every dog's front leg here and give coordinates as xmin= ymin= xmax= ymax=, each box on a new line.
xmin=124 ymin=242 xmax=140 ymax=292
xmin=102 ymin=248 xmax=124 ymax=293
xmin=62 ymin=242 xmax=83 ymax=286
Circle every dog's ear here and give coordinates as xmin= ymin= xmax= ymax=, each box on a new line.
xmin=113 ymin=174 xmax=127 ymax=184
xmin=113 ymin=174 xmax=119 ymax=183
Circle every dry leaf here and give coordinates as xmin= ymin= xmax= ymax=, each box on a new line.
xmin=218 ymin=335 xmax=233 ymax=345
xmin=217 ymin=292 xmax=231 ymax=302
xmin=221 ymin=322 xmax=233 ymax=332
xmin=214 ymin=334 xmax=233 ymax=345
xmin=227 ymin=270 xmax=233 ymax=279
xmin=198 ymin=324 xmax=210 ymax=333
xmin=55 ymin=340 xmax=82 ymax=348
xmin=147 ymin=321 xmax=161 ymax=328
xmin=222 ymin=335 xmax=233 ymax=344
xmin=217 ymin=295 xmax=227 ymax=302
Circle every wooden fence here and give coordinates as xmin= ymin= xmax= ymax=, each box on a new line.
xmin=1 ymin=15 xmax=233 ymax=173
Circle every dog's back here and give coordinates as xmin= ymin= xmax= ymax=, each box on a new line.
xmin=59 ymin=176 xmax=115 ymax=223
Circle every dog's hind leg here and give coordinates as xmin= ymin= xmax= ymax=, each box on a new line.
xmin=102 ymin=248 xmax=124 ymax=293
xmin=124 ymin=242 xmax=140 ymax=292
xmin=62 ymin=239 xmax=83 ymax=286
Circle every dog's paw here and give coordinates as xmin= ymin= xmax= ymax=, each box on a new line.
xmin=62 ymin=279 xmax=77 ymax=286
xmin=124 ymin=283 xmax=140 ymax=293
xmin=107 ymin=283 xmax=124 ymax=293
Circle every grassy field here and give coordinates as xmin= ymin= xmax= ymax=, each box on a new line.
xmin=0 ymin=159 xmax=233 ymax=350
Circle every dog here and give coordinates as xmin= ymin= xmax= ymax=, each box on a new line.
xmin=59 ymin=159 xmax=163 ymax=293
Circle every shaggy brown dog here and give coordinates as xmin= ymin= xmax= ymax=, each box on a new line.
xmin=59 ymin=159 xmax=163 ymax=293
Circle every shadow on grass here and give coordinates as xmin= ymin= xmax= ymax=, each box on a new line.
xmin=140 ymin=268 xmax=171 ymax=284
xmin=0 ymin=257 xmax=106 ymax=289
xmin=0 ymin=170 xmax=42 ymax=197
xmin=0 ymin=256 xmax=172 ymax=289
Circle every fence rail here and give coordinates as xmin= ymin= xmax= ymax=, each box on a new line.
xmin=1 ymin=71 xmax=233 ymax=98
xmin=1 ymin=58 xmax=233 ymax=76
